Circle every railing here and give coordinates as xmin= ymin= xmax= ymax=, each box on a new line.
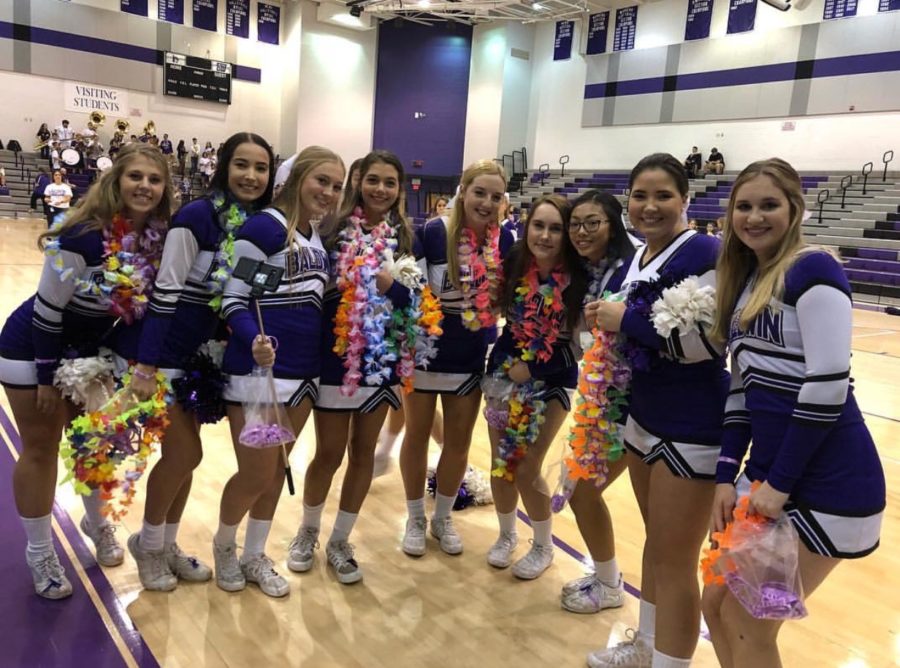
xmin=882 ymin=149 xmax=894 ymax=182
xmin=511 ymin=148 xmax=527 ymax=176
xmin=860 ymin=161 xmax=873 ymax=195
xmin=816 ymin=188 xmax=830 ymax=225
xmin=559 ymin=154 xmax=570 ymax=178
xmin=839 ymin=175 xmax=853 ymax=209
xmin=537 ymin=163 xmax=550 ymax=186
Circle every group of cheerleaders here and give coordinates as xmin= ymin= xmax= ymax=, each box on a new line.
xmin=0 ymin=132 xmax=886 ymax=668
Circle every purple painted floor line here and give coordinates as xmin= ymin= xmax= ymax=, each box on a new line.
xmin=0 ymin=405 xmax=159 ymax=668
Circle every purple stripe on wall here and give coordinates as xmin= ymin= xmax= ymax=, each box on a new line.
xmin=0 ymin=20 xmax=262 ymax=82
xmin=0 ymin=406 xmax=159 ymax=668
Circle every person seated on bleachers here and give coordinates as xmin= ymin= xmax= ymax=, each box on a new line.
xmin=705 ymin=147 xmax=725 ymax=175
xmin=707 ymin=219 xmax=723 ymax=239
xmin=30 ymin=167 xmax=51 ymax=211
xmin=688 ymin=218 xmax=698 ymax=231
xmin=43 ymin=170 xmax=73 ymax=226
xmin=684 ymin=146 xmax=703 ymax=178
xmin=0 ymin=166 xmax=6 ymax=188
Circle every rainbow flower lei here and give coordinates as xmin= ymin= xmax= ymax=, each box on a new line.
xmin=491 ymin=261 xmax=569 ymax=481
xmin=458 ymin=225 xmax=502 ymax=331
xmin=332 ymin=208 xmax=443 ymax=396
xmin=45 ymin=214 xmax=166 ymax=324
xmin=59 ymin=369 xmax=171 ymax=521
xmin=207 ymin=193 xmax=251 ymax=311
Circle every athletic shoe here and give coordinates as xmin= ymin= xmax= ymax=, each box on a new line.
xmin=80 ymin=517 xmax=124 ymax=567
xmin=241 ymin=554 xmax=289 ymax=598
xmin=562 ymin=573 xmax=597 ymax=595
xmin=561 ymin=574 xmax=625 ymax=613
xmin=401 ymin=517 xmax=427 ymax=557
xmin=165 ymin=543 xmax=212 ymax=582
xmin=511 ymin=541 xmax=554 ymax=580
xmin=287 ymin=526 xmax=320 ymax=573
xmin=430 ymin=516 xmax=463 ymax=555
xmin=213 ymin=541 xmax=245 ymax=593
xmin=486 ymin=531 xmax=519 ymax=569
xmin=586 ymin=629 xmax=652 ymax=668
xmin=27 ymin=551 xmax=73 ymax=600
xmin=127 ymin=533 xmax=177 ymax=592
xmin=326 ymin=541 xmax=363 ymax=584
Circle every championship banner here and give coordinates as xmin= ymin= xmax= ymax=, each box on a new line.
xmin=823 ymin=0 xmax=857 ymax=19
xmin=64 ymin=82 xmax=129 ymax=115
xmin=258 ymin=2 xmax=281 ymax=45
xmin=727 ymin=0 xmax=757 ymax=34
xmin=613 ymin=6 xmax=638 ymax=52
xmin=159 ymin=0 xmax=185 ymax=24
xmin=121 ymin=0 xmax=148 ymax=17
xmin=879 ymin=0 xmax=900 ymax=11
xmin=586 ymin=12 xmax=610 ymax=56
xmin=553 ymin=20 xmax=575 ymax=61
xmin=685 ymin=0 xmax=714 ymax=40
xmin=193 ymin=0 xmax=218 ymax=32
xmin=226 ymin=0 xmax=250 ymax=38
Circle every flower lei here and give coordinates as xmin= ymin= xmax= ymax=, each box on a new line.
xmin=59 ymin=369 xmax=171 ymax=522
xmin=584 ymin=259 xmax=611 ymax=304
xmin=45 ymin=214 xmax=166 ymax=324
xmin=491 ymin=262 xmax=569 ymax=481
xmin=332 ymin=208 xmax=443 ymax=396
xmin=208 ymin=193 xmax=250 ymax=311
xmin=458 ymin=225 xmax=502 ymax=331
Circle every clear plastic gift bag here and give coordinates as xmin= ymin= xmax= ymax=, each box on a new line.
xmin=705 ymin=511 xmax=807 ymax=621
xmin=238 ymin=366 xmax=295 ymax=449
xmin=481 ymin=372 xmax=515 ymax=430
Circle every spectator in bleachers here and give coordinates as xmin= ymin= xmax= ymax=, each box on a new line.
xmin=30 ymin=167 xmax=50 ymax=211
xmin=688 ymin=218 xmax=698 ymax=231
xmin=36 ymin=123 xmax=51 ymax=160
xmin=56 ymin=119 xmax=74 ymax=148
xmin=429 ymin=196 xmax=448 ymax=219
xmin=0 ymin=166 xmax=5 ymax=188
xmin=159 ymin=134 xmax=173 ymax=156
xmin=684 ymin=146 xmax=703 ymax=178
xmin=705 ymin=147 xmax=726 ymax=175
xmin=49 ymin=142 xmax=61 ymax=171
xmin=176 ymin=139 xmax=187 ymax=175
xmin=43 ymin=170 xmax=72 ymax=226
xmin=190 ymin=138 xmax=200 ymax=175
xmin=127 ymin=134 xmax=138 ymax=145
xmin=706 ymin=221 xmax=722 ymax=238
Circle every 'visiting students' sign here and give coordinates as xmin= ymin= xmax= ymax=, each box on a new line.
xmin=64 ymin=83 xmax=129 ymax=114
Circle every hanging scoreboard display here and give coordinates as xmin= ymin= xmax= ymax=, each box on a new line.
xmin=164 ymin=52 xmax=233 ymax=105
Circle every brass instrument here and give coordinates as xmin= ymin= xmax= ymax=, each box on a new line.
xmin=89 ymin=111 xmax=106 ymax=128
xmin=143 ymin=120 xmax=157 ymax=137
xmin=115 ymin=118 xmax=130 ymax=134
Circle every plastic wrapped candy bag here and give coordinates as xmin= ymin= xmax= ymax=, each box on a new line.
xmin=238 ymin=366 xmax=295 ymax=449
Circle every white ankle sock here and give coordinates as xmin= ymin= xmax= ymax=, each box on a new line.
xmin=82 ymin=489 xmax=108 ymax=529
xmin=21 ymin=514 xmax=53 ymax=558
xmin=163 ymin=522 xmax=180 ymax=547
xmin=496 ymin=510 xmax=517 ymax=534
xmin=406 ymin=497 xmax=426 ymax=520
xmin=593 ymin=557 xmax=620 ymax=586
xmin=531 ymin=518 xmax=552 ymax=546
xmin=328 ymin=510 xmax=358 ymax=544
xmin=639 ymin=599 xmax=657 ymax=643
xmin=302 ymin=501 xmax=325 ymax=530
xmin=215 ymin=520 xmax=240 ymax=548
xmin=241 ymin=518 xmax=272 ymax=562
xmin=432 ymin=492 xmax=455 ymax=520
xmin=651 ymin=649 xmax=690 ymax=668
xmin=140 ymin=520 xmax=165 ymax=552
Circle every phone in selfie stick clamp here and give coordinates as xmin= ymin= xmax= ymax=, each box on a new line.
xmin=232 ymin=257 xmax=295 ymax=495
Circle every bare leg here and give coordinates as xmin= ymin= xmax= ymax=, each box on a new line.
xmin=399 ymin=392 xmax=438 ymax=501
xmin=513 ymin=401 xmax=569 ymax=523
xmin=305 ymin=410 xmax=352 ymax=507
xmin=434 ymin=390 xmax=482 ymax=497
xmin=338 ymin=406 xmax=390 ymax=512
xmin=569 ymin=455 xmax=628 ymax=563
xmin=143 ymin=403 xmax=203 ymax=525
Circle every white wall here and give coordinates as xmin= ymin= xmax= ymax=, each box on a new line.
xmin=527 ymin=1 xmax=900 ymax=171
xmin=463 ymin=23 xmax=506 ymax=167
xmin=497 ymin=23 xmax=535 ymax=158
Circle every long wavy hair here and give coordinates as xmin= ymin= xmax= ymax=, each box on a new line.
xmin=325 ymin=150 xmax=413 ymax=256
xmin=446 ymin=160 xmax=507 ymax=290
xmin=711 ymin=158 xmax=828 ymax=342
xmin=39 ymin=143 xmax=174 ymax=249
xmin=500 ymin=194 xmax=586 ymax=330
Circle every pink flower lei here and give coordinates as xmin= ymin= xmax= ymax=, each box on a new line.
xmin=458 ymin=224 xmax=502 ymax=331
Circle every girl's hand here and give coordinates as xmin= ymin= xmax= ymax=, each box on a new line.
xmin=591 ymin=300 xmax=626 ymax=332
xmin=252 ymin=335 xmax=276 ymax=368
xmin=129 ymin=364 xmax=158 ymax=401
xmin=375 ymin=268 xmax=394 ymax=295
xmin=508 ymin=361 xmax=531 ymax=384
xmin=748 ymin=480 xmax=789 ymax=519
xmin=710 ymin=483 xmax=737 ymax=534
xmin=36 ymin=384 xmax=59 ymax=414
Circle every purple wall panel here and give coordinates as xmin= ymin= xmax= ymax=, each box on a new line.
xmin=372 ymin=22 xmax=472 ymax=183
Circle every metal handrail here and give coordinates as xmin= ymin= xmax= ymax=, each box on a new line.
xmin=839 ymin=175 xmax=853 ymax=209
xmin=559 ymin=154 xmax=570 ymax=178
xmin=861 ymin=161 xmax=873 ymax=195
xmin=538 ymin=162 xmax=550 ymax=186
xmin=883 ymin=150 xmax=894 ymax=182
xmin=816 ymin=188 xmax=830 ymax=225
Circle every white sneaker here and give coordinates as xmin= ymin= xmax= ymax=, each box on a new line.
xmin=241 ymin=554 xmax=290 ymax=598
xmin=562 ymin=574 xmax=625 ymax=613
xmin=80 ymin=517 xmax=124 ymax=567
xmin=213 ymin=541 xmax=245 ymax=592
xmin=165 ymin=543 xmax=212 ymax=582
xmin=562 ymin=573 xmax=597 ymax=595
xmin=287 ymin=526 xmax=320 ymax=573
xmin=486 ymin=531 xmax=519 ymax=569
xmin=27 ymin=551 xmax=73 ymax=600
xmin=402 ymin=517 xmax=427 ymax=557
xmin=326 ymin=541 xmax=363 ymax=584
xmin=511 ymin=541 xmax=554 ymax=580
xmin=586 ymin=629 xmax=652 ymax=668
xmin=128 ymin=534 xmax=177 ymax=591
xmin=430 ymin=516 xmax=463 ymax=555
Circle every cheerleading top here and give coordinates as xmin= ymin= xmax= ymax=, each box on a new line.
xmin=619 ymin=230 xmax=729 ymax=445
xmin=317 ymin=228 xmax=424 ymax=389
xmin=122 ymin=198 xmax=228 ymax=368
xmin=0 ymin=224 xmax=112 ymax=386
xmin=716 ymin=251 xmax=885 ymax=515
xmin=221 ymin=208 xmax=329 ymax=379
xmin=417 ymin=217 xmax=515 ymax=375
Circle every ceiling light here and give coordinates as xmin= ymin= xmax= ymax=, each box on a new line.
xmin=532 ymin=2 xmax=544 ymax=8
xmin=417 ymin=0 xmax=431 ymax=7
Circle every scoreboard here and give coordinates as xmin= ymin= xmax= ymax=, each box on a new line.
xmin=164 ymin=52 xmax=233 ymax=105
